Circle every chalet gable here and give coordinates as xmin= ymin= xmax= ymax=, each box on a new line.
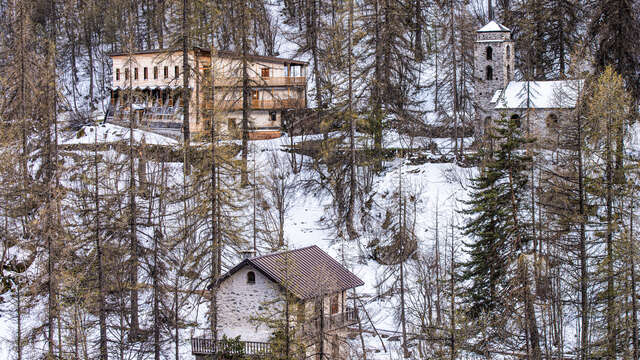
xmin=213 ymin=245 xmax=364 ymax=300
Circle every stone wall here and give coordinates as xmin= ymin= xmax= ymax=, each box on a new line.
xmin=474 ymin=31 xmax=515 ymax=135
xmin=486 ymin=108 xmax=572 ymax=149
xmin=216 ymin=264 xmax=283 ymax=343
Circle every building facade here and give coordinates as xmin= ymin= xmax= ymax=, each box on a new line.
xmin=108 ymin=48 xmax=307 ymax=140
xmin=474 ymin=20 xmax=583 ymax=146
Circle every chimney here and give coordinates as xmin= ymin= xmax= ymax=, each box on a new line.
xmin=240 ymin=249 xmax=256 ymax=260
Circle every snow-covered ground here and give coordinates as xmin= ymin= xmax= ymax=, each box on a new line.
xmin=0 ymin=123 xmax=472 ymax=359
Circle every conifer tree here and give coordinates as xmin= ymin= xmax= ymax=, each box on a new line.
xmin=461 ymin=115 xmax=534 ymax=317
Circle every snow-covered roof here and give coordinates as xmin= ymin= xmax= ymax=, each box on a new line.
xmin=494 ymin=80 xmax=584 ymax=110
xmin=490 ymin=89 xmax=502 ymax=103
xmin=478 ymin=20 xmax=511 ymax=32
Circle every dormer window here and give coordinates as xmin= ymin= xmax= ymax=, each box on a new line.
xmin=486 ymin=65 xmax=493 ymax=80
xmin=247 ymin=271 xmax=256 ymax=284
xmin=486 ymin=46 xmax=493 ymax=60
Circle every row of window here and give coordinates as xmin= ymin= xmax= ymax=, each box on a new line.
xmin=116 ymin=66 xmax=181 ymax=81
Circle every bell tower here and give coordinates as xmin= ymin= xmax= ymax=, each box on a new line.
xmin=474 ymin=20 xmax=515 ymax=129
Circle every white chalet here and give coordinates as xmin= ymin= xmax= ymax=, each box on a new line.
xmin=191 ymin=245 xmax=364 ymax=359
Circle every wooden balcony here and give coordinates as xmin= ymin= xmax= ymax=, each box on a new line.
xmin=191 ymin=338 xmax=271 ymax=358
xmin=215 ymin=98 xmax=305 ymax=111
xmin=300 ymin=307 xmax=359 ymax=336
xmin=213 ymin=76 xmax=306 ymax=87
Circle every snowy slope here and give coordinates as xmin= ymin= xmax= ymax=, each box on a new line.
xmin=0 ymin=124 xmax=472 ymax=359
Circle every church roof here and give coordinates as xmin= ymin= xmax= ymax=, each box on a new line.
xmin=215 ymin=245 xmax=364 ymax=300
xmin=478 ymin=20 xmax=511 ymax=32
xmin=493 ymin=80 xmax=584 ymax=110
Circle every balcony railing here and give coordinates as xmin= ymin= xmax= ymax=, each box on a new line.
xmin=106 ymin=106 xmax=183 ymax=129
xmin=300 ymin=307 xmax=359 ymax=336
xmin=213 ymin=76 xmax=306 ymax=87
xmin=191 ymin=338 xmax=271 ymax=356
xmin=215 ymin=98 xmax=305 ymax=111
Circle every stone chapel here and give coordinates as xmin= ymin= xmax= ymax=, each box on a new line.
xmin=474 ymin=20 xmax=584 ymax=146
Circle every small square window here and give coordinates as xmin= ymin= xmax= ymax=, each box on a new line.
xmin=143 ymin=67 xmax=148 ymax=80
xmin=270 ymin=111 xmax=277 ymax=122
xmin=247 ymin=271 xmax=255 ymax=284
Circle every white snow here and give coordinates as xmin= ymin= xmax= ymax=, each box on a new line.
xmin=477 ymin=20 xmax=511 ymax=33
xmin=494 ymin=79 xmax=584 ymax=109
xmin=60 ymin=123 xmax=179 ymax=146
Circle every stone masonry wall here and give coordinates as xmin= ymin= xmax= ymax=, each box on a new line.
xmin=474 ymin=31 xmax=515 ymax=135
xmin=216 ymin=265 xmax=283 ymax=343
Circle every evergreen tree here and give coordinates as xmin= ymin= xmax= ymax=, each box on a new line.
xmin=461 ymin=115 xmax=534 ymax=317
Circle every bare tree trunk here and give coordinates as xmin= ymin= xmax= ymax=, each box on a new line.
xmin=182 ymin=0 xmax=191 ymax=174
xmin=449 ymin=0 xmax=459 ymax=158
xmin=606 ymin=111 xmax=616 ymax=359
xmin=127 ymin=17 xmax=140 ymax=339
xmin=95 ymin=110 xmax=108 ymax=360
xmin=435 ymin=201 xmax=442 ymax=326
xmin=46 ymin=0 xmax=58 ymax=355
xmin=209 ymin=12 xmax=219 ymax=342
xmin=345 ymin=0 xmax=357 ymax=240
xmin=240 ymin=0 xmax=250 ymax=186
xmin=450 ymin=221 xmax=456 ymax=360
xmin=630 ymin=194 xmax=638 ymax=360
xmin=577 ymin=111 xmax=589 ymax=360
xmin=153 ymin=228 xmax=161 ymax=360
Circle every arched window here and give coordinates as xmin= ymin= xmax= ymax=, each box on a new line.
xmin=511 ymin=114 xmax=521 ymax=127
xmin=486 ymin=65 xmax=493 ymax=80
xmin=486 ymin=46 xmax=493 ymax=60
xmin=506 ymin=45 xmax=511 ymax=59
xmin=247 ymin=271 xmax=256 ymax=284
xmin=484 ymin=116 xmax=492 ymax=129
xmin=507 ymin=65 xmax=511 ymax=81
xmin=546 ymin=113 xmax=559 ymax=127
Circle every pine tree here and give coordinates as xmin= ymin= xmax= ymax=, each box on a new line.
xmin=461 ymin=115 xmax=533 ymax=316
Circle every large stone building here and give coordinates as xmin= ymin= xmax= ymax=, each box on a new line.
xmin=107 ymin=48 xmax=307 ymax=139
xmin=474 ymin=20 xmax=583 ymax=144
xmin=191 ymin=245 xmax=364 ymax=359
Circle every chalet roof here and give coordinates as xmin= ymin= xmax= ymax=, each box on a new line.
xmin=108 ymin=47 xmax=308 ymax=65
xmin=478 ymin=20 xmax=511 ymax=33
xmin=493 ymin=80 xmax=584 ymax=110
xmin=215 ymin=245 xmax=364 ymax=300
